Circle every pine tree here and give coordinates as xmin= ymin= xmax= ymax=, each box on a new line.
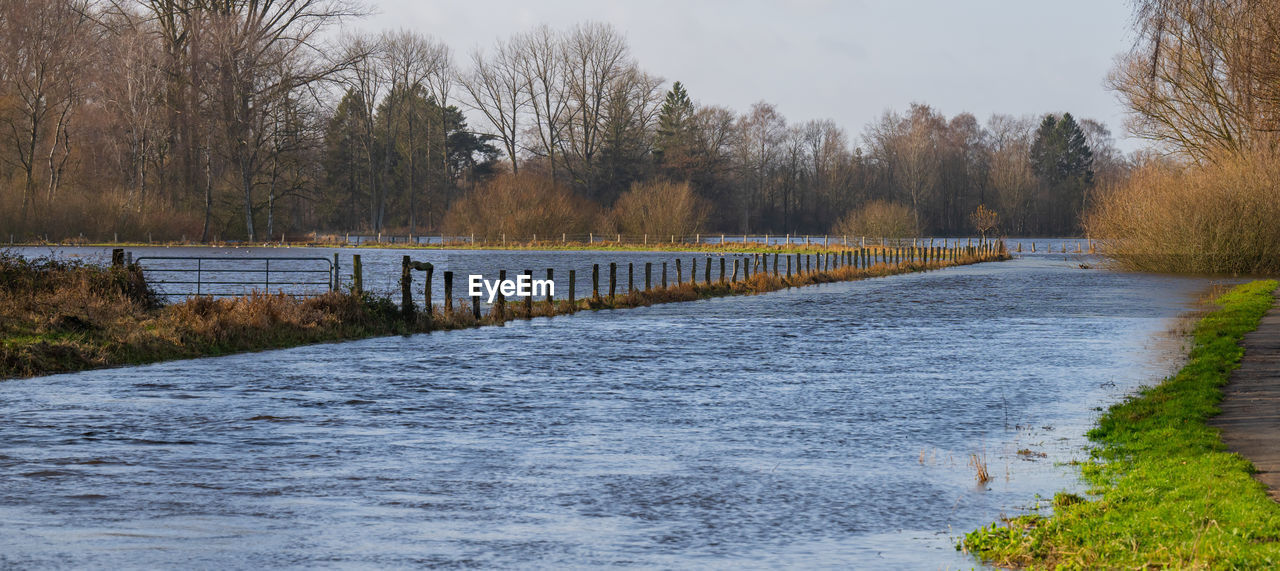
xmin=1029 ymin=112 xmax=1094 ymax=234
xmin=654 ymin=81 xmax=694 ymax=166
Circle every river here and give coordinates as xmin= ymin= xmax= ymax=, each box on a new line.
xmin=0 ymin=249 xmax=1221 ymax=568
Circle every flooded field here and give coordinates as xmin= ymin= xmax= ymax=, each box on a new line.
xmin=0 ymin=250 xmax=1222 ymax=568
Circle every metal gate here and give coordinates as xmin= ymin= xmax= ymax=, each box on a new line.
xmin=135 ymin=256 xmax=336 ymax=299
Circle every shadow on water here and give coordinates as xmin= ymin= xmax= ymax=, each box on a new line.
xmin=0 ymin=251 xmax=1232 ymax=568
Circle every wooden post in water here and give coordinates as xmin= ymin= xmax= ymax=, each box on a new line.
xmin=645 ymin=262 xmax=652 ymax=291
xmin=111 ymin=248 xmax=124 ymax=268
xmin=786 ymin=255 xmax=792 ymax=279
xmin=628 ymin=263 xmax=634 ymax=293
xmin=568 ymin=269 xmax=576 ymax=307
xmin=423 ymin=263 xmax=434 ymax=324
xmin=705 ymin=257 xmax=712 ymax=284
xmin=609 ymin=262 xmax=617 ymax=300
xmin=675 ymin=258 xmax=682 ymax=284
xmin=444 ymin=271 xmax=454 ymax=313
xmin=743 ymin=257 xmax=750 ymax=280
xmin=691 ymin=258 xmax=697 ymax=284
xmin=773 ymin=253 xmax=779 ymax=276
xmin=522 ymin=270 xmax=533 ymax=315
xmin=546 ymin=269 xmax=554 ymax=304
xmin=719 ymin=257 xmax=726 ymax=284
xmin=592 ymin=264 xmax=600 ymax=300
xmin=495 ymin=269 xmax=507 ymax=319
xmin=732 ymin=258 xmax=739 ymax=283
xmin=472 ymin=294 xmax=482 ymax=320
xmin=401 ymin=256 xmax=413 ymax=322
xmin=352 ymin=255 xmax=363 ymax=295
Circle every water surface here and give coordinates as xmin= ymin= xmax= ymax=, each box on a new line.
xmin=0 ymin=253 xmax=1217 ymax=568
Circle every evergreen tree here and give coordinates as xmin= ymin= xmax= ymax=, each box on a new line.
xmin=1030 ymin=112 xmax=1094 ymax=234
xmin=654 ymin=81 xmax=695 ymax=169
xmin=321 ymin=89 xmax=376 ymax=229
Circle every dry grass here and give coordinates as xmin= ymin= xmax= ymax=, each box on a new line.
xmin=969 ymin=452 xmax=991 ymax=484
xmin=0 ymin=251 xmax=409 ymax=379
xmin=1087 ymin=149 xmax=1280 ymax=274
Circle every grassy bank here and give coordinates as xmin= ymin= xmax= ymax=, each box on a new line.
xmin=2 ymin=247 xmax=1007 ymax=379
xmin=962 ymin=280 xmax=1280 ymax=568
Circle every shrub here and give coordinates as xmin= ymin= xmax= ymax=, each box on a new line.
xmin=833 ymin=200 xmax=917 ymax=239
xmin=1086 ymin=150 xmax=1280 ymax=274
xmin=610 ymin=180 xmax=708 ymax=238
xmin=441 ymin=172 xmax=601 ymax=239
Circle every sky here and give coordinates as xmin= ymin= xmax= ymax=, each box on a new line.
xmin=356 ymin=0 xmax=1141 ymax=151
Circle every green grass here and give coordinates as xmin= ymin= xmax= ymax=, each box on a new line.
xmin=962 ymin=279 xmax=1280 ymax=569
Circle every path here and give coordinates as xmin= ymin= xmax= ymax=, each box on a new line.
xmin=1212 ymin=299 xmax=1280 ymax=501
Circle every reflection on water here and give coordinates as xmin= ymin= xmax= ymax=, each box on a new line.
xmin=0 ymin=253 xmax=1220 ymax=568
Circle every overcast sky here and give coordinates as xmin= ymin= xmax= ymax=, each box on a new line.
xmin=357 ymin=0 xmax=1139 ymax=151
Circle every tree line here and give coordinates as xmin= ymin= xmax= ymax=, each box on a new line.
xmin=0 ymin=0 xmax=1127 ymax=242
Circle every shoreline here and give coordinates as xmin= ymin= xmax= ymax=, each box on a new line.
xmin=962 ymin=279 xmax=1280 ymax=568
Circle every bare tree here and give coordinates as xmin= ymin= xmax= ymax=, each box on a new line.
xmin=560 ymin=22 xmax=631 ymax=191
xmin=0 ymin=0 xmax=94 ymax=224
xmin=462 ymin=39 xmax=526 ymax=174
xmin=514 ymin=25 xmax=569 ymax=182
xmin=1109 ymin=0 xmax=1280 ymax=160
xmin=335 ymin=32 xmax=384 ymax=231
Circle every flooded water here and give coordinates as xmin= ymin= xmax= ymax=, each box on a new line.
xmin=0 ymin=251 xmax=1222 ymax=568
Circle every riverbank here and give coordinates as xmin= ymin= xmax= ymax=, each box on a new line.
xmin=6 ymin=237 xmax=989 ymax=255
xmin=1 ymin=248 xmax=1008 ymax=379
xmin=962 ymin=279 xmax=1280 ymax=568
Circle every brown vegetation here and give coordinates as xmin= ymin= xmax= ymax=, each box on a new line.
xmin=609 ymin=180 xmax=708 ymax=238
xmin=440 ymin=172 xmax=601 ymax=239
xmin=0 ymin=252 xmax=407 ymax=378
xmin=833 ymin=200 xmax=917 ymax=239
xmin=1087 ymin=150 xmax=1280 ymax=274
xmin=1086 ymin=0 xmax=1280 ymax=274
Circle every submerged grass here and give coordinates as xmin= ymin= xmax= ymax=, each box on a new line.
xmin=962 ymin=279 xmax=1280 ymax=569
xmin=2 ymin=248 xmax=1006 ymax=379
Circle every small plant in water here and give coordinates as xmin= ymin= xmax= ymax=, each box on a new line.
xmin=969 ymin=452 xmax=991 ymax=484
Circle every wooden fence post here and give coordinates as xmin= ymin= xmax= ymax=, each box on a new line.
xmin=496 ymin=269 xmax=507 ymax=318
xmin=704 ymin=256 xmax=712 ymax=284
xmin=546 ymin=268 xmax=554 ymax=304
xmin=609 ymin=262 xmax=617 ymax=300
xmin=676 ymin=258 xmax=682 ymax=284
xmin=568 ymin=269 xmax=576 ymax=306
xmin=401 ymin=256 xmax=413 ymax=321
xmin=743 ymin=257 xmax=750 ymax=280
xmin=786 ymin=255 xmax=792 ymax=279
xmin=472 ymin=294 xmax=482 ymax=320
xmin=592 ymin=264 xmax=600 ymax=300
xmin=523 ymin=270 xmax=533 ymax=315
xmin=628 ymin=262 xmax=634 ymax=293
xmin=645 ymin=262 xmax=652 ymax=291
xmin=111 ymin=248 xmax=124 ymax=268
xmin=353 ymin=255 xmax=363 ymax=295
xmin=661 ymin=262 xmax=667 ymax=288
xmin=444 ymin=271 xmax=454 ymax=313
xmin=732 ymin=258 xmax=739 ymax=283
xmin=719 ymin=257 xmax=726 ymax=284
xmin=423 ymin=263 xmax=434 ymax=323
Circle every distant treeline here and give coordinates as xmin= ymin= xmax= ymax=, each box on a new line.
xmin=0 ymin=0 xmax=1126 ymax=242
